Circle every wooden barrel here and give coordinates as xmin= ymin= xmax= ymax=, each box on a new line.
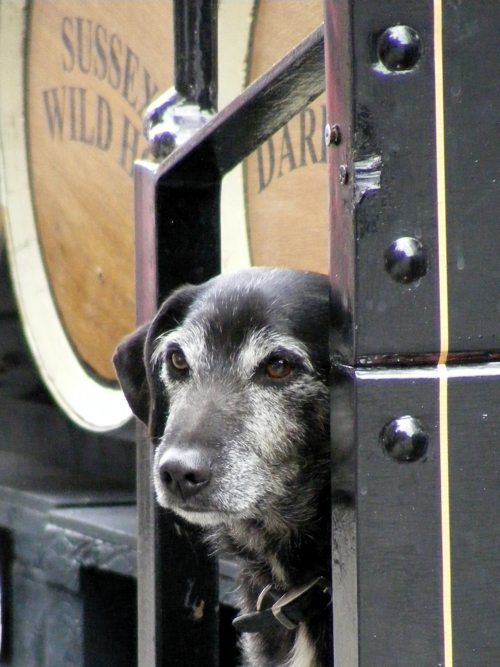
xmin=0 ymin=0 xmax=325 ymax=431
xmin=0 ymin=0 xmax=173 ymax=430
xmin=244 ymin=0 xmax=327 ymax=273
xmin=220 ymin=0 xmax=327 ymax=274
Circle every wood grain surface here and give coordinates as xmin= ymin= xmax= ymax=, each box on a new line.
xmin=26 ymin=0 xmax=326 ymax=383
xmin=245 ymin=0 xmax=328 ymax=273
xmin=28 ymin=1 xmax=173 ymax=380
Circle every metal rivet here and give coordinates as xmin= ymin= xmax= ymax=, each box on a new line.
xmin=325 ymin=123 xmax=341 ymax=146
xmin=384 ymin=237 xmax=428 ymax=283
xmin=338 ymin=164 xmax=349 ymax=185
xmin=380 ymin=416 xmax=428 ymax=463
xmin=377 ymin=26 xmax=422 ymax=72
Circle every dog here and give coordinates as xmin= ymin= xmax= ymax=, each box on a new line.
xmin=114 ymin=267 xmax=342 ymax=667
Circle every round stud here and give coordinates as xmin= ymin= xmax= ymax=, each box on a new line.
xmin=384 ymin=237 xmax=428 ymax=283
xmin=325 ymin=123 xmax=341 ymax=146
xmin=380 ymin=416 xmax=428 ymax=463
xmin=377 ymin=26 xmax=422 ymax=72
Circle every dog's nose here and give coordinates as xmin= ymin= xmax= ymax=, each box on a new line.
xmin=159 ymin=449 xmax=211 ymax=500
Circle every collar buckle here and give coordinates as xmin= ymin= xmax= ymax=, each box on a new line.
xmin=271 ymin=577 xmax=331 ymax=630
xmin=233 ymin=576 xmax=331 ymax=634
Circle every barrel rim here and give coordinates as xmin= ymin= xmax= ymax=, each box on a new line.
xmin=0 ymin=0 xmax=131 ymax=432
xmin=0 ymin=0 xmax=256 ymax=430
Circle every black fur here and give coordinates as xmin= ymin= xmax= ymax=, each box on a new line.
xmin=114 ymin=268 xmax=337 ymax=667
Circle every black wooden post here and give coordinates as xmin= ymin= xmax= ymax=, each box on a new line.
xmin=173 ymin=0 xmax=217 ymax=112
xmin=135 ymin=3 xmax=219 ymax=667
xmin=325 ymin=1 xmax=500 ymax=665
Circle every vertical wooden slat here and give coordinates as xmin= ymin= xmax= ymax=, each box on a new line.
xmin=135 ymin=3 xmax=219 ymax=666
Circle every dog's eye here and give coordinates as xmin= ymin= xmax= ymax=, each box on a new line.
xmin=264 ymin=357 xmax=293 ymax=379
xmin=169 ymin=349 xmax=189 ymax=371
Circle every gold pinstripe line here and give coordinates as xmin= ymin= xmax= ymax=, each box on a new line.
xmin=438 ymin=364 xmax=452 ymax=666
xmin=434 ymin=1 xmax=453 ymax=665
xmin=434 ymin=0 xmax=449 ymax=363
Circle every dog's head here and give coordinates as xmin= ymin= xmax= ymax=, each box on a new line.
xmin=114 ymin=268 xmax=332 ymax=533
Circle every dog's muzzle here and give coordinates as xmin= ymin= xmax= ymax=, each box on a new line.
xmin=158 ymin=448 xmax=212 ymax=501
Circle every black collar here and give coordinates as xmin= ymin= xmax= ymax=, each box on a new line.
xmin=232 ymin=576 xmax=331 ymax=633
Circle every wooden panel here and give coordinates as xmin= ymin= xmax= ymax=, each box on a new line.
xmin=245 ymin=0 xmax=328 ymax=273
xmin=22 ymin=0 xmax=327 ymax=386
xmin=325 ymin=1 xmax=500 ymax=665
xmin=28 ymin=1 xmax=174 ymax=380
xmin=332 ymin=366 xmax=500 ymax=667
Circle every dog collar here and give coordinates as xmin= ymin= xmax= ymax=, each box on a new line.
xmin=232 ymin=576 xmax=332 ymax=633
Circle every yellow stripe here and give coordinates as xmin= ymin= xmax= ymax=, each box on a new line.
xmin=434 ymin=1 xmax=453 ymax=665
xmin=434 ymin=0 xmax=449 ymax=364
xmin=439 ymin=365 xmax=453 ymax=666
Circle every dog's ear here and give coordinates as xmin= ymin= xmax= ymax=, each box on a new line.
xmin=114 ymin=283 xmax=207 ymax=435
xmin=113 ymin=321 xmax=151 ymax=425
xmin=143 ymin=284 xmax=206 ymax=438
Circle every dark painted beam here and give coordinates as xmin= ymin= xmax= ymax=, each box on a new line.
xmin=174 ymin=0 xmax=217 ymax=110
xmin=157 ymin=24 xmax=325 ymax=182
xmin=135 ymin=3 xmax=219 ymax=666
xmin=326 ymin=2 xmax=500 ymax=667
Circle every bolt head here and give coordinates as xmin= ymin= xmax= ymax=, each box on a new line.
xmin=380 ymin=416 xmax=429 ymax=463
xmin=325 ymin=124 xmax=341 ymax=147
xmin=384 ymin=237 xmax=428 ymax=283
xmin=378 ymin=25 xmax=422 ymax=72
